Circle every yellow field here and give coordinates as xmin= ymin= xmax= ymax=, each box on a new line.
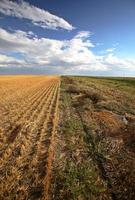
xmin=0 ymin=76 xmax=60 ymax=200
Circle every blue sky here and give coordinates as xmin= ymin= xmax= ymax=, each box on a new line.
xmin=0 ymin=0 xmax=135 ymax=76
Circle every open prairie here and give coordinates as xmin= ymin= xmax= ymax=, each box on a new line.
xmin=0 ymin=75 xmax=135 ymax=200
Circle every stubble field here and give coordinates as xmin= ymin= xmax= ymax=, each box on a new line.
xmin=0 ymin=76 xmax=60 ymax=200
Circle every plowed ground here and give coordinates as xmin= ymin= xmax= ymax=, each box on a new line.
xmin=0 ymin=76 xmax=60 ymax=200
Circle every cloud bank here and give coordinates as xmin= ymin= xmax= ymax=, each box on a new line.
xmin=0 ymin=0 xmax=74 ymax=30
xmin=0 ymin=28 xmax=135 ymax=75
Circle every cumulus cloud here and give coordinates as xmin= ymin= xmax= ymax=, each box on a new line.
xmin=104 ymin=54 xmax=135 ymax=70
xmin=0 ymin=28 xmax=105 ymax=71
xmin=0 ymin=0 xmax=74 ymax=30
xmin=0 ymin=28 xmax=135 ymax=74
xmin=0 ymin=54 xmax=26 ymax=67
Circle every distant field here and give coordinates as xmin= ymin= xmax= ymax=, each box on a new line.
xmin=0 ymin=76 xmax=135 ymax=200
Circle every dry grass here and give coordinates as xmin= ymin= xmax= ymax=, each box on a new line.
xmin=51 ymin=76 xmax=135 ymax=200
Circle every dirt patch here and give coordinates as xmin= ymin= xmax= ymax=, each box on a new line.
xmin=7 ymin=124 xmax=21 ymax=143
xmin=121 ymin=122 xmax=135 ymax=153
xmin=91 ymin=111 xmax=135 ymax=153
xmin=90 ymin=111 xmax=125 ymax=136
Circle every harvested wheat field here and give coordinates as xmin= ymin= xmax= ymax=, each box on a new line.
xmin=0 ymin=76 xmax=60 ymax=200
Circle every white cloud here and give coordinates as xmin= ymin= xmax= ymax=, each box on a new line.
xmin=0 ymin=54 xmax=26 ymax=67
xmin=96 ymin=42 xmax=104 ymax=46
xmin=75 ymin=31 xmax=93 ymax=39
xmin=104 ymin=53 xmax=135 ymax=70
xmin=0 ymin=0 xmax=74 ymax=30
xmin=0 ymin=28 xmax=106 ymax=71
xmin=0 ymin=28 xmax=135 ymax=74
xmin=105 ymin=47 xmax=116 ymax=52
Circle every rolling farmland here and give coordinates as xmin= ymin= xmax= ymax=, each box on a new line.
xmin=0 ymin=76 xmax=60 ymax=199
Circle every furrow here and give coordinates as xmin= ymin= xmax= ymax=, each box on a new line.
xmin=0 ymin=81 xmax=55 ymax=164
xmin=43 ymin=80 xmax=60 ymax=200
xmin=27 ymin=82 xmax=59 ymax=187
xmin=0 ymin=82 xmax=47 ymax=146
xmin=0 ymin=82 xmax=58 ymax=199
xmin=0 ymin=81 xmax=52 ymax=140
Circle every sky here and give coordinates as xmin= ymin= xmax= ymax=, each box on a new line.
xmin=0 ymin=0 xmax=135 ymax=76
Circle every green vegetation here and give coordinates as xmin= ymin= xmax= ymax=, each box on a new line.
xmin=51 ymin=76 xmax=135 ymax=200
